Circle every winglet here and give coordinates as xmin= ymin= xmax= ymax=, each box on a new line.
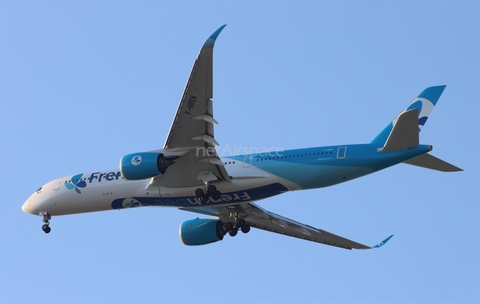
xmin=203 ymin=25 xmax=227 ymax=48
xmin=372 ymin=234 xmax=394 ymax=248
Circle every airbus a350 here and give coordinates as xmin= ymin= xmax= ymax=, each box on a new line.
xmin=22 ymin=25 xmax=462 ymax=250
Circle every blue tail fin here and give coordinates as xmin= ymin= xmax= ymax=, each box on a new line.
xmin=371 ymin=85 xmax=446 ymax=147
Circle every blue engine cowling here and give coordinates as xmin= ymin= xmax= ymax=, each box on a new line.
xmin=120 ymin=152 xmax=175 ymax=180
xmin=179 ymin=218 xmax=224 ymax=246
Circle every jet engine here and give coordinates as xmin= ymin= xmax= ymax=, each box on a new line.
xmin=179 ymin=218 xmax=224 ymax=246
xmin=120 ymin=152 xmax=175 ymax=180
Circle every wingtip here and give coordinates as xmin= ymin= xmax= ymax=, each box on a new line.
xmin=203 ymin=24 xmax=227 ymax=48
xmin=372 ymin=234 xmax=394 ymax=249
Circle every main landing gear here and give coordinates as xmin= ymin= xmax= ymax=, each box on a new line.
xmin=222 ymin=218 xmax=251 ymax=237
xmin=41 ymin=213 xmax=51 ymax=234
xmin=194 ymin=184 xmax=221 ymax=203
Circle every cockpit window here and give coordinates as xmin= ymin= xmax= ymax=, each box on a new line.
xmin=36 ymin=187 xmax=42 ymax=193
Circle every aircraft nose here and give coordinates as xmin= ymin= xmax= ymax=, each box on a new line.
xmin=22 ymin=199 xmax=30 ymax=214
xmin=22 ymin=197 xmax=37 ymax=215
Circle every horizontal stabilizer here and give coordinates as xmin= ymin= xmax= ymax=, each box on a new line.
xmin=404 ymin=153 xmax=463 ymax=172
xmin=381 ymin=108 xmax=419 ymax=152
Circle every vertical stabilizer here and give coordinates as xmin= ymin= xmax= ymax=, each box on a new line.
xmin=371 ymin=85 xmax=446 ymax=147
xmin=381 ymin=108 xmax=419 ymax=151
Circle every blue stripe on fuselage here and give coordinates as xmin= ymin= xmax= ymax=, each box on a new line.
xmin=111 ymin=183 xmax=288 ymax=209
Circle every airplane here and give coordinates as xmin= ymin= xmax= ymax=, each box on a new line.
xmin=22 ymin=25 xmax=462 ymax=250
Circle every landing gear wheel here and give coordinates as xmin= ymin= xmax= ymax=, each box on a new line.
xmin=42 ymin=224 xmax=51 ymax=234
xmin=194 ymin=188 xmax=204 ymax=198
xmin=207 ymin=184 xmax=217 ymax=194
xmin=236 ymin=219 xmax=246 ymax=228
xmin=210 ymin=191 xmax=221 ymax=200
xmin=228 ymin=227 xmax=238 ymax=237
xmin=200 ymin=195 xmax=209 ymax=203
xmin=241 ymin=224 xmax=251 ymax=234
xmin=223 ymin=222 xmax=233 ymax=231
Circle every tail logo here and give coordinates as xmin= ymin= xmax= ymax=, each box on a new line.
xmin=393 ymin=97 xmax=435 ymax=132
xmin=65 ymin=173 xmax=87 ymax=194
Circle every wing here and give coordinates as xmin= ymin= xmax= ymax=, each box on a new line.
xmin=154 ymin=25 xmax=230 ymax=187
xmin=180 ymin=203 xmax=393 ymax=250
xmin=164 ymin=25 xmax=225 ymax=150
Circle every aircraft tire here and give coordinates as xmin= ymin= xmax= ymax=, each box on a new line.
xmin=211 ymin=191 xmax=221 ymax=200
xmin=42 ymin=224 xmax=51 ymax=234
xmin=241 ymin=225 xmax=250 ymax=234
xmin=223 ymin=222 xmax=233 ymax=231
xmin=207 ymin=184 xmax=217 ymax=194
xmin=200 ymin=195 xmax=209 ymax=203
xmin=228 ymin=227 xmax=238 ymax=237
xmin=194 ymin=188 xmax=204 ymax=198
xmin=236 ymin=219 xmax=245 ymax=227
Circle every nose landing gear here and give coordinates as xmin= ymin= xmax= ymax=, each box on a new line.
xmin=41 ymin=212 xmax=51 ymax=234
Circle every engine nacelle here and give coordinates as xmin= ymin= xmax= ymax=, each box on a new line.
xmin=120 ymin=152 xmax=175 ymax=180
xmin=179 ymin=218 xmax=224 ymax=246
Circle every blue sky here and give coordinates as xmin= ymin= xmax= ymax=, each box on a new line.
xmin=1 ymin=1 xmax=479 ymax=303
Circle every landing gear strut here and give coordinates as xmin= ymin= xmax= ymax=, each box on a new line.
xmin=194 ymin=184 xmax=221 ymax=203
xmin=41 ymin=213 xmax=51 ymax=234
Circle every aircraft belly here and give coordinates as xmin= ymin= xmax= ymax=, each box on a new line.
xmin=111 ymin=175 xmax=293 ymax=210
xmin=312 ymin=166 xmax=375 ymax=188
